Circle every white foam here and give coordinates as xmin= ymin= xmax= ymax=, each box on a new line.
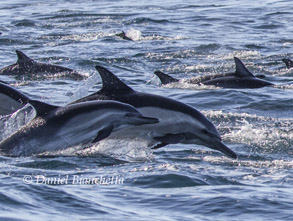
xmin=126 ymin=28 xmax=142 ymax=41
xmin=0 ymin=105 xmax=35 ymax=142
xmin=68 ymin=72 xmax=100 ymax=102
xmin=45 ymin=138 xmax=155 ymax=162
xmin=204 ymin=110 xmax=293 ymax=153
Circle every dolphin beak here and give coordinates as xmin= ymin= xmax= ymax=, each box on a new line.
xmin=209 ymin=139 xmax=237 ymax=159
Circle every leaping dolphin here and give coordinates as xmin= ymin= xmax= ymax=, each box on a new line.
xmin=73 ymin=66 xmax=237 ymax=158
xmin=0 ymin=83 xmax=159 ymax=156
xmin=0 ymin=50 xmax=84 ymax=80
xmin=155 ymin=57 xmax=273 ymax=89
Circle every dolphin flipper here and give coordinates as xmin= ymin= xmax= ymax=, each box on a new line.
xmin=234 ymin=57 xmax=254 ymax=77
xmin=282 ymin=58 xmax=293 ymax=69
xmin=92 ymin=125 xmax=114 ymax=143
xmin=154 ymin=71 xmax=179 ymax=85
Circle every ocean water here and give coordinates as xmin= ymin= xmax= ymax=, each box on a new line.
xmin=0 ymin=0 xmax=293 ymax=220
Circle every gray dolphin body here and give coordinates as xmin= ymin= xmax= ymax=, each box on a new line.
xmin=73 ymin=66 xmax=237 ymax=158
xmin=0 ymin=83 xmax=158 ymax=156
xmin=0 ymin=50 xmax=84 ymax=80
xmin=155 ymin=57 xmax=273 ymax=89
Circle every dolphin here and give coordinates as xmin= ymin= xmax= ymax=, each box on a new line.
xmin=72 ymin=66 xmax=237 ymax=158
xmin=154 ymin=71 xmax=179 ymax=84
xmin=0 ymin=50 xmax=84 ymax=80
xmin=116 ymin=31 xmax=133 ymax=41
xmin=0 ymin=83 xmax=159 ymax=156
xmin=155 ymin=57 xmax=272 ymax=88
xmin=282 ymin=58 xmax=293 ymax=69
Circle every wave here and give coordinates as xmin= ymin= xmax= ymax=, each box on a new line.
xmin=205 ymin=110 xmax=293 ymax=155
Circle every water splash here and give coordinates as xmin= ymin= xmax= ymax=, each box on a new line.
xmin=205 ymin=110 xmax=293 ymax=155
xmin=163 ymin=81 xmax=217 ymax=90
xmin=39 ymin=138 xmax=154 ymax=162
xmin=123 ymin=28 xmax=186 ymax=41
xmin=126 ymin=28 xmax=142 ymax=41
xmin=67 ymin=71 xmax=100 ymax=102
xmin=0 ymin=105 xmax=35 ymax=142
xmin=77 ymin=138 xmax=154 ymax=162
xmin=59 ymin=32 xmax=107 ymax=42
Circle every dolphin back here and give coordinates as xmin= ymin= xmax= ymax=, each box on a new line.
xmin=154 ymin=71 xmax=179 ymax=85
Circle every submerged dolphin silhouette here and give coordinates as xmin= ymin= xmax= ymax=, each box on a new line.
xmin=0 ymin=83 xmax=158 ymax=156
xmin=155 ymin=57 xmax=273 ymax=89
xmin=73 ymin=66 xmax=237 ymax=158
xmin=282 ymin=58 xmax=293 ymax=69
xmin=0 ymin=50 xmax=84 ymax=79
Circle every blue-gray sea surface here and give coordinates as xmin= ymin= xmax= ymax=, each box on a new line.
xmin=0 ymin=0 xmax=293 ymax=220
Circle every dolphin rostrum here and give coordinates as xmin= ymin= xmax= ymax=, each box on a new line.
xmin=73 ymin=66 xmax=237 ymax=158
xmin=0 ymin=83 xmax=159 ymax=156
xmin=155 ymin=57 xmax=273 ymax=89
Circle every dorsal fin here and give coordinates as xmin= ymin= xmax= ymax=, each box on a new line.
xmin=29 ymin=100 xmax=59 ymax=117
xmin=0 ymin=82 xmax=31 ymax=115
xmin=154 ymin=71 xmax=179 ymax=85
xmin=16 ymin=50 xmax=34 ymax=63
xmin=116 ymin=31 xmax=133 ymax=41
xmin=91 ymin=125 xmax=114 ymax=143
xmin=95 ymin=65 xmax=134 ymax=92
xmin=234 ymin=57 xmax=254 ymax=77
xmin=0 ymin=82 xmax=30 ymax=105
xmin=282 ymin=58 xmax=293 ymax=69
xmin=0 ymin=83 xmax=58 ymax=116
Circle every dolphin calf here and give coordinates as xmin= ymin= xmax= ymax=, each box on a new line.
xmin=0 ymin=83 xmax=158 ymax=156
xmin=282 ymin=58 xmax=293 ymax=69
xmin=73 ymin=66 xmax=237 ymax=158
xmin=155 ymin=57 xmax=273 ymax=89
xmin=0 ymin=50 xmax=84 ymax=80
